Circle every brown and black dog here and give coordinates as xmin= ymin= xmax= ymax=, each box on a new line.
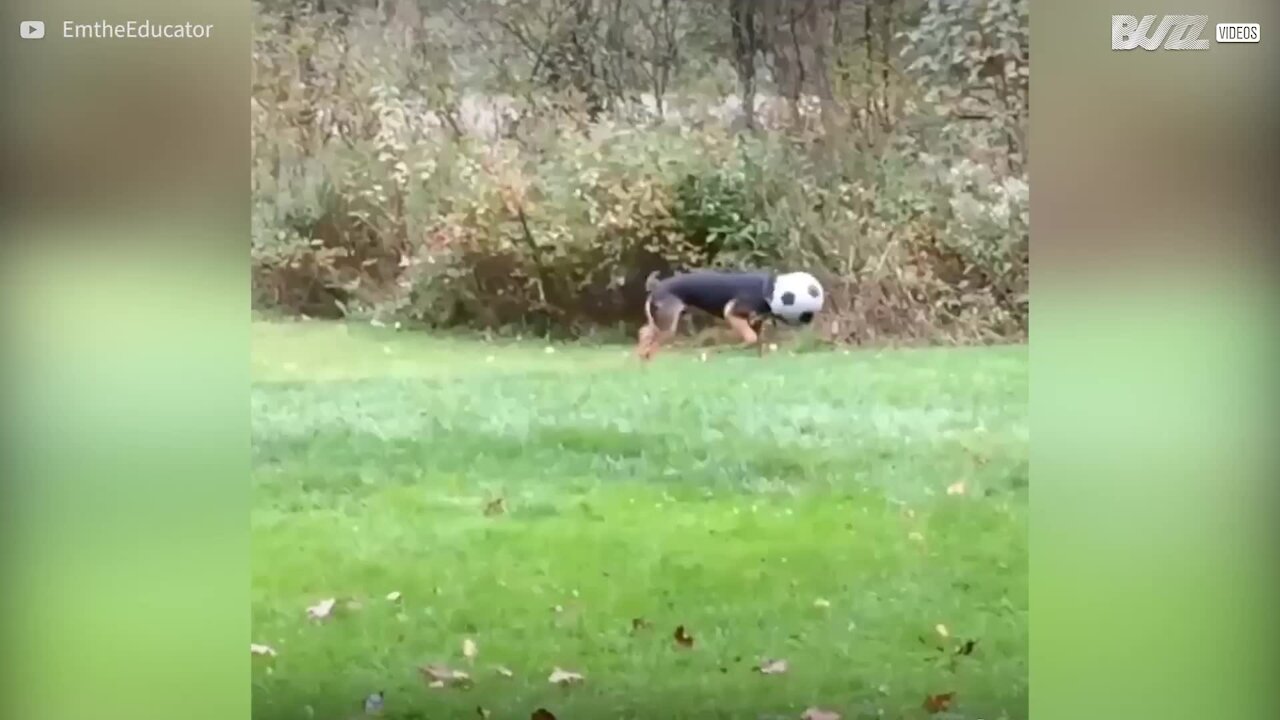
xmin=637 ymin=270 xmax=777 ymax=361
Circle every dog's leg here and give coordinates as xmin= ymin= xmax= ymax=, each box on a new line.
xmin=723 ymin=301 xmax=760 ymax=352
xmin=751 ymin=317 xmax=766 ymax=357
xmin=641 ymin=296 xmax=683 ymax=361
xmin=636 ymin=296 xmax=657 ymax=360
xmin=726 ymin=316 xmax=759 ymax=346
xmin=637 ymin=323 xmax=658 ymax=360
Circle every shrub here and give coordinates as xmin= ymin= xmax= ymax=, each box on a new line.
xmin=251 ymin=3 xmax=1029 ymax=345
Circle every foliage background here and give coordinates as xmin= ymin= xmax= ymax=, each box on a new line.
xmin=252 ymin=0 xmax=1028 ymax=344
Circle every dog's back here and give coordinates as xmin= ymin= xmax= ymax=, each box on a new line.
xmin=649 ymin=270 xmax=773 ymax=317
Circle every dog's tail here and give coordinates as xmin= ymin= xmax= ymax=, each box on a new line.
xmin=644 ymin=271 xmax=662 ymax=293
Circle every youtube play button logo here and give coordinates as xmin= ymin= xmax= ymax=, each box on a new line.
xmin=20 ymin=20 xmax=45 ymax=39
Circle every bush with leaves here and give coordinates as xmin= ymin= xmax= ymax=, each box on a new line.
xmin=251 ymin=3 xmax=1029 ymax=345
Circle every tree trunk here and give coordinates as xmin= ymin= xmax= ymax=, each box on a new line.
xmin=810 ymin=0 xmax=838 ymax=135
xmin=864 ymin=1 xmax=874 ymax=122
xmin=881 ymin=0 xmax=894 ymax=124
xmin=729 ymin=0 xmax=758 ymax=131
xmin=787 ymin=2 xmax=807 ymax=129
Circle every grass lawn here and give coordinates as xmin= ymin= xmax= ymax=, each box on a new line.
xmin=251 ymin=321 xmax=1028 ymax=720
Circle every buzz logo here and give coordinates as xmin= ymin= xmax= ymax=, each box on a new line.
xmin=1112 ymin=15 xmax=1210 ymax=50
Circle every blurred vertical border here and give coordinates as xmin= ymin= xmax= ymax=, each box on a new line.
xmin=1034 ymin=1 xmax=1279 ymax=719
xmin=1 ymin=2 xmax=248 ymax=720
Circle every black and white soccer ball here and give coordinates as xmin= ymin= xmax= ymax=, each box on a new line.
xmin=769 ymin=271 xmax=824 ymax=325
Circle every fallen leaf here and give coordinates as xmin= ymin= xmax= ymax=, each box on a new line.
xmin=494 ymin=665 xmax=514 ymax=678
xmin=250 ymin=643 xmax=277 ymax=657
xmin=673 ymin=625 xmax=695 ymax=648
xmin=801 ymin=709 xmax=841 ymax=720
xmin=385 ymin=591 xmax=402 ymax=602
xmin=547 ymin=667 xmax=584 ymax=685
xmin=923 ymin=692 xmax=955 ymax=713
xmin=476 ymin=707 xmax=491 ymax=719
xmin=531 ymin=710 xmax=557 ymax=720
xmin=813 ymin=598 xmax=831 ymax=609
xmin=463 ymin=637 xmax=478 ymax=663
xmin=484 ymin=498 xmax=506 ymax=516
xmin=363 ymin=691 xmax=384 ymax=715
xmin=755 ymin=658 xmax=789 ymax=675
xmin=306 ymin=598 xmax=336 ymax=620
xmin=935 ymin=623 xmax=950 ymax=638
xmin=419 ymin=664 xmax=472 ymax=687
xmin=946 ymin=481 xmax=967 ymax=496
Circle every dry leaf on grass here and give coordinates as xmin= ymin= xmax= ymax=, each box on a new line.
xmin=250 ymin=643 xmax=277 ymax=657
xmin=306 ymin=598 xmax=336 ymax=621
xmin=547 ymin=667 xmax=584 ymax=685
xmin=531 ymin=710 xmax=557 ymax=720
xmin=463 ymin=638 xmax=478 ymax=663
xmin=755 ymin=659 xmax=789 ymax=675
xmin=801 ymin=709 xmax=841 ymax=720
xmin=419 ymin=664 xmax=472 ymax=688
xmin=673 ymin=625 xmax=695 ymax=648
xmin=923 ymin=692 xmax=955 ymax=714
xmin=493 ymin=665 xmax=514 ymax=678
xmin=484 ymin=498 xmax=506 ymax=516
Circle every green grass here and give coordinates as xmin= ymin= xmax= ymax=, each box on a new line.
xmin=252 ymin=321 xmax=1028 ymax=720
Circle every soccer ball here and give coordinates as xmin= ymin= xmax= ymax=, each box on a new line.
xmin=769 ymin=271 xmax=824 ymax=325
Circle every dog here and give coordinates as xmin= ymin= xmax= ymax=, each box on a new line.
xmin=636 ymin=270 xmax=776 ymax=361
